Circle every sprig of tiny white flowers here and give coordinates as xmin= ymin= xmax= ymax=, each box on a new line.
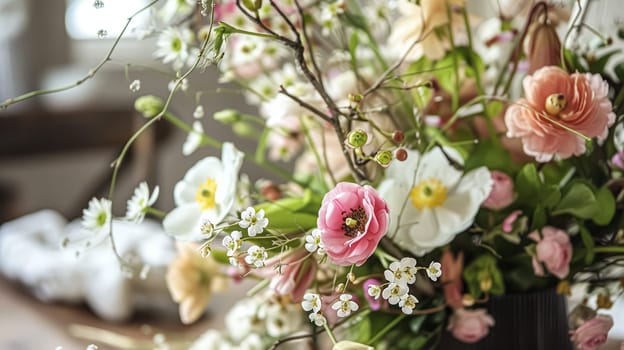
xmin=304 ymin=228 xmax=325 ymax=254
xmin=125 ymin=182 xmax=159 ymax=224
xmin=301 ymin=293 xmax=327 ymax=326
xmin=332 ymin=293 xmax=359 ymax=318
xmin=370 ymin=257 xmax=442 ymax=314
xmin=239 ymin=207 xmax=269 ymax=237
xmin=244 ymin=245 xmax=267 ymax=267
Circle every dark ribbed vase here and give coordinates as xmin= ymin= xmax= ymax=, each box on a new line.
xmin=438 ymin=289 xmax=572 ymax=350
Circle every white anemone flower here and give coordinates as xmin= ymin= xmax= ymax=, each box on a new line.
xmin=378 ymin=147 xmax=492 ymax=256
xmin=125 ymin=182 xmax=159 ymax=223
xmin=182 ymin=121 xmax=204 ymax=156
xmin=154 ymin=27 xmax=194 ymax=71
xmin=163 ymin=143 xmax=244 ymax=240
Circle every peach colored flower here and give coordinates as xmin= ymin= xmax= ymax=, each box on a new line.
xmin=166 ymin=243 xmax=227 ymax=324
xmin=441 ymin=250 xmax=464 ymax=309
xmin=505 ymin=66 xmax=615 ymax=162
xmin=570 ymin=315 xmax=614 ymax=350
xmin=482 ymin=170 xmax=515 ymax=210
xmin=529 ymin=226 xmax=572 ymax=279
xmin=318 ymin=182 xmax=389 ymax=266
xmin=447 ymin=308 xmax=495 ymax=343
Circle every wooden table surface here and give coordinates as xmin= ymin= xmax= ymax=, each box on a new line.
xmin=0 ymin=276 xmax=249 ymax=350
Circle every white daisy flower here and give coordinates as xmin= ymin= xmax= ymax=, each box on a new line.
xmin=154 ymin=27 xmax=194 ymax=71
xmin=183 ymin=121 xmax=204 ymax=156
xmin=378 ymin=147 xmax=492 ymax=256
xmin=238 ymin=207 xmax=269 ymax=237
xmin=399 ymin=294 xmax=419 ymax=315
xmin=308 ymin=312 xmax=327 ymax=326
xmin=382 ymin=283 xmax=408 ymax=305
xmin=222 ymin=231 xmax=242 ymax=257
xmin=331 ymin=294 xmax=359 ymax=318
xmin=163 ymin=143 xmax=244 ymax=240
xmin=125 ymin=182 xmax=159 ymax=223
xmin=159 ymin=0 xmax=195 ymax=24
xmin=367 ymin=284 xmax=381 ymax=300
xmin=304 ymin=229 xmax=324 ymax=253
xmin=82 ymin=197 xmax=111 ymax=236
xmin=301 ymin=293 xmax=322 ymax=313
xmin=426 ymin=261 xmax=442 ymax=282
xmin=244 ymin=245 xmax=267 ymax=268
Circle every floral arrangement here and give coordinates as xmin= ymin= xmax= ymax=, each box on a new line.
xmin=3 ymin=0 xmax=624 ymax=349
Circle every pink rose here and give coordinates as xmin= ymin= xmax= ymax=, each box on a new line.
xmin=253 ymin=248 xmax=316 ymax=302
xmin=318 ymin=182 xmax=389 ymax=266
xmin=570 ymin=315 xmax=614 ymax=350
xmin=441 ymin=250 xmax=464 ymax=310
xmin=505 ymin=66 xmax=615 ymax=162
xmin=447 ymin=308 xmax=495 ymax=343
xmin=482 ymin=171 xmax=515 ymax=210
xmin=529 ymin=226 xmax=572 ymax=279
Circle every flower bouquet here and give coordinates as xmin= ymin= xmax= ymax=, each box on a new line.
xmin=3 ymin=0 xmax=624 ymax=349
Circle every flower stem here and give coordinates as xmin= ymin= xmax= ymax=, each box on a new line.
xmin=368 ymin=314 xmax=407 ymax=345
xmin=594 ymin=247 xmax=624 ymax=254
xmin=146 ymin=207 xmax=166 ymax=218
xmin=323 ymin=322 xmax=338 ymax=345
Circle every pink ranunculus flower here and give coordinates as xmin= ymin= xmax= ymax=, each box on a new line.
xmin=482 ymin=170 xmax=515 ymax=210
xmin=505 ymin=66 xmax=615 ymax=162
xmin=447 ymin=308 xmax=495 ymax=343
xmin=529 ymin=226 xmax=572 ymax=279
xmin=253 ymin=248 xmax=316 ymax=302
xmin=318 ymin=182 xmax=389 ymax=266
xmin=570 ymin=315 xmax=614 ymax=350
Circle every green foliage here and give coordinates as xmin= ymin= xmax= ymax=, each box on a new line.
xmin=464 ymin=138 xmax=517 ymax=173
xmin=254 ymin=189 xmax=322 ymax=233
xmin=552 ymin=182 xmax=616 ymax=225
xmin=463 ymin=254 xmax=505 ymax=298
xmin=579 ymin=225 xmax=595 ymax=265
xmin=515 ymin=163 xmax=561 ymax=211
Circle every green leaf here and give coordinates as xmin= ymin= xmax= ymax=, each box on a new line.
xmin=463 ymin=254 xmax=505 ymax=298
xmin=464 ymin=138 xmax=517 ymax=173
xmin=531 ymin=205 xmax=547 ymax=231
xmin=486 ymin=100 xmax=503 ymax=118
xmin=552 ymin=182 xmax=597 ymax=218
xmin=589 ymin=49 xmax=621 ymax=74
xmin=409 ymin=315 xmax=427 ymax=333
xmin=592 ymin=186 xmax=616 ymax=225
xmin=579 ymin=225 xmax=595 ymax=265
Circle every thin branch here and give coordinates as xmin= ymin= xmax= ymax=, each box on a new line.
xmin=0 ymin=0 xmax=161 ymax=109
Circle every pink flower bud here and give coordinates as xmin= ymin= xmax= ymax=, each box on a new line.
xmin=447 ymin=308 xmax=495 ymax=343
xmin=529 ymin=226 xmax=572 ymax=279
xmin=570 ymin=315 xmax=614 ymax=350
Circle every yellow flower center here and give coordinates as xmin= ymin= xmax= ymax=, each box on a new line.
xmin=195 ymin=178 xmax=218 ymax=210
xmin=545 ymin=93 xmax=567 ymax=116
xmin=410 ymin=178 xmax=447 ymax=209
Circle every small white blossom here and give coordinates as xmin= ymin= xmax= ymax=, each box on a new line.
xmin=305 ymin=229 xmax=324 ymax=253
xmin=168 ymin=78 xmax=190 ymax=92
xmin=155 ymin=27 xmax=194 ymax=71
xmin=367 ymin=284 xmax=381 ymax=300
xmin=384 ymin=257 xmax=417 ymax=285
xmin=193 ymin=105 xmax=205 ymax=119
xmin=222 ymin=231 xmax=242 ymax=257
xmin=426 ymin=261 xmax=442 ymax=282
xmin=82 ymin=197 xmax=112 ymax=236
xmin=93 ymin=0 xmax=104 ymax=9
xmin=239 ymin=207 xmax=269 ymax=237
xmin=331 ymin=294 xmax=358 ymax=318
xmin=382 ymin=282 xmax=408 ymax=305
xmin=96 ymin=29 xmax=107 ymax=38
xmin=398 ymin=294 xmax=419 ymax=315
xmin=183 ymin=121 xmax=204 ymax=156
xmin=301 ymin=293 xmax=322 ymax=313
xmin=244 ymin=245 xmax=267 ymax=267
xmin=129 ymin=79 xmax=141 ymax=92
xmin=125 ymin=182 xmax=159 ymax=223
xmin=308 ymin=312 xmax=327 ymax=326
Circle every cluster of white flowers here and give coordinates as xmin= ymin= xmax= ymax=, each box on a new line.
xmin=304 ymin=228 xmax=325 ymax=255
xmin=301 ymin=293 xmax=326 ymax=326
xmin=244 ymin=245 xmax=268 ymax=268
xmin=189 ymin=293 xmax=304 ymax=350
xmin=222 ymin=230 xmax=242 ymax=266
xmin=238 ymin=207 xmax=269 ymax=237
xmin=369 ymin=258 xmax=442 ymax=315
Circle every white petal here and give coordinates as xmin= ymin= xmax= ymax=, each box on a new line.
xmin=417 ymin=147 xmax=463 ymax=189
xmin=162 ymin=203 xmax=203 ymax=240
